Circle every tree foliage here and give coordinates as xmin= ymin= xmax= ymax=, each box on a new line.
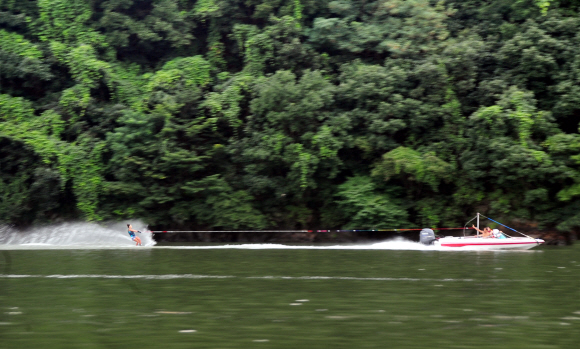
xmin=2 ymin=0 xmax=580 ymax=232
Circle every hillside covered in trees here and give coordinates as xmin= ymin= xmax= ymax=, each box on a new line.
xmin=2 ymin=0 xmax=580 ymax=234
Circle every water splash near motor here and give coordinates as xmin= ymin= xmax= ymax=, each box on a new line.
xmin=0 ymin=221 xmax=155 ymax=248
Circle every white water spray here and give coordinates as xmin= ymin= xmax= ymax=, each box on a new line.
xmin=0 ymin=221 xmax=155 ymax=247
xmin=0 ymin=226 xmax=538 ymax=252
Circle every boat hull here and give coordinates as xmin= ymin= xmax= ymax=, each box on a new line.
xmin=436 ymin=237 xmax=544 ymax=250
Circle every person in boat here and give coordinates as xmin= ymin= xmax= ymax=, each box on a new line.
xmin=127 ymin=224 xmax=142 ymax=246
xmin=491 ymin=228 xmax=507 ymax=239
xmin=471 ymin=225 xmax=493 ymax=238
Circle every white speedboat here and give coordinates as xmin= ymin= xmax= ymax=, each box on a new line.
xmin=419 ymin=213 xmax=545 ymax=250
xmin=435 ymin=236 xmax=544 ymax=250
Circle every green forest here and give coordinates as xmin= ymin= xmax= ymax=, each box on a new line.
xmin=2 ymin=0 xmax=580 ymax=233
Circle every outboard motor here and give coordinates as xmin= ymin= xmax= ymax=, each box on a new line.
xmin=419 ymin=228 xmax=437 ymax=245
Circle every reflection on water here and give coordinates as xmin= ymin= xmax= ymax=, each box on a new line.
xmin=0 ymin=246 xmax=579 ymax=348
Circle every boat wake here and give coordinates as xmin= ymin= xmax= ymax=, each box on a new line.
xmin=0 ymin=225 xmax=538 ymax=252
xmin=0 ymin=222 xmax=156 ymax=248
xmin=155 ymin=238 xmax=431 ymax=250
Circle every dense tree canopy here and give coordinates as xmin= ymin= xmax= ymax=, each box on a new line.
xmin=2 ymin=0 xmax=580 ymax=233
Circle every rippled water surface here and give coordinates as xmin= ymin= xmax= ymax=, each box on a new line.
xmin=1 ymin=241 xmax=579 ymax=348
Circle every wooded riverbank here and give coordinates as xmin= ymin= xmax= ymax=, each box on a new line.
xmin=3 ymin=1 xmax=580 ymax=235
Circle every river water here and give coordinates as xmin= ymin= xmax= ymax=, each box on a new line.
xmin=0 ymin=224 xmax=579 ymax=348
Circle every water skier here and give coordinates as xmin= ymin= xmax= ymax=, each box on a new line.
xmin=127 ymin=224 xmax=142 ymax=246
